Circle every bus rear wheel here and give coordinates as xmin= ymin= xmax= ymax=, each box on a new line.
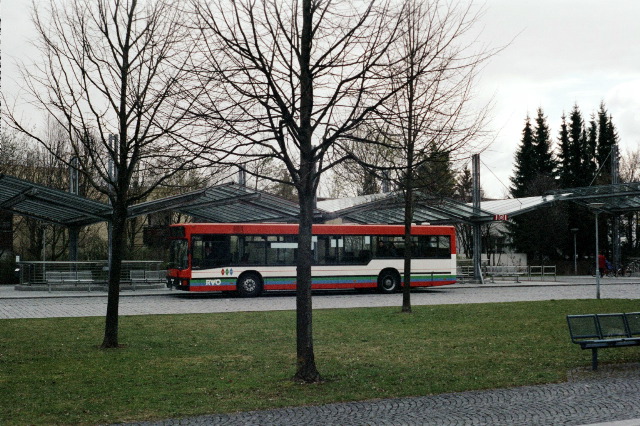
xmin=377 ymin=269 xmax=400 ymax=293
xmin=237 ymin=273 xmax=262 ymax=297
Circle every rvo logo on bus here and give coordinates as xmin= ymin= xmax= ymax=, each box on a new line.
xmin=206 ymin=279 xmax=222 ymax=286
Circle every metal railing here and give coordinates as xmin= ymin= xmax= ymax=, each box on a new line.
xmin=484 ymin=265 xmax=528 ymax=283
xmin=456 ymin=265 xmax=475 ymax=283
xmin=456 ymin=265 xmax=557 ymax=283
xmin=16 ymin=260 xmax=166 ymax=292
xmin=527 ymin=265 xmax=557 ymax=281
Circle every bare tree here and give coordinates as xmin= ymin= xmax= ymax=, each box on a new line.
xmin=3 ymin=0 xmax=218 ymax=348
xmin=352 ymin=0 xmax=491 ymax=312
xmin=619 ymin=148 xmax=640 ymax=253
xmin=453 ymin=164 xmax=474 ymax=258
xmin=1 ymin=126 xmax=76 ymax=261
xmin=329 ymin=123 xmax=395 ymax=197
xmin=191 ymin=0 xmax=405 ymax=382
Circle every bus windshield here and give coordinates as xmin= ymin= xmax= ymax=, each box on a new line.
xmin=169 ymin=239 xmax=188 ymax=270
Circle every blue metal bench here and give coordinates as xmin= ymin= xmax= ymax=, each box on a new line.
xmin=566 ymin=312 xmax=640 ymax=370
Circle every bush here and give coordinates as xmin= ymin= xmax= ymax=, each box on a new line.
xmin=0 ymin=257 xmax=18 ymax=284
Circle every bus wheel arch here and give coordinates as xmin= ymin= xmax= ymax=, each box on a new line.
xmin=377 ymin=269 xmax=400 ymax=293
xmin=236 ymin=272 xmax=263 ymax=297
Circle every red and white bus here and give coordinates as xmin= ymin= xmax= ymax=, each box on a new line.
xmin=166 ymin=223 xmax=456 ymax=296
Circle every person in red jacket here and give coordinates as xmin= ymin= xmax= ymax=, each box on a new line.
xmin=598 ymin=254 xmax=607 ymax=277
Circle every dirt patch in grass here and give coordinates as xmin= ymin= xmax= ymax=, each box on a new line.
xmin=567 ymin=362 xmax=640 ymax=381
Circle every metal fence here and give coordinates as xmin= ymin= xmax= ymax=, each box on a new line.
xmin=527 ymin=265 xmax=557 ymax=281
xmin=456 ymin=265 xmax=557 ymax=283
xmin=16 ymin=260 xmax=166 ymax=292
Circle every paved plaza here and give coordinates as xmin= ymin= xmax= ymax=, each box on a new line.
xmin=2 ymin=278 xmax=640 ymax=425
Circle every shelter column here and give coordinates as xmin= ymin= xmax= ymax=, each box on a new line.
xmin=69 ymin=158 xmax=80 ymax=261
xmin=69 ymin=226 xmax=79 ymax=261
xmin=472 ymin=154 xmax=483 ymax=284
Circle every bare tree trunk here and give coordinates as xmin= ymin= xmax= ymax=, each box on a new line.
xmin=102 ymin=201 xmax=127 ymax=348
xmin=293 ymin=0 xmax=321 ymax=382
xmin=294 ymin=178 xmax=320 ymax=382
xmin=402 ymin=184 xmax=413 ymax=313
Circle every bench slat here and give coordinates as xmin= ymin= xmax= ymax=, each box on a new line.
xmin=567 ymin=315 xmax=600 ymax=341
xmin=626 ymin=312 xmax=640 ymax=337
xmin=130 ymin=270 xmax=146 ymax=281
xmin=596 ymin=314 xmax=629 ymax=339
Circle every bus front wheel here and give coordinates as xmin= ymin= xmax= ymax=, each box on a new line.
xmin=237 ymin=273 xmax=262 ymax=297
xmin=377 ymin=269 xmax=400 ymax=293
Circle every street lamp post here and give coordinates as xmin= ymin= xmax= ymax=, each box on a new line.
xmin=571 ymin=228 xmax=579 ymax=275
xmin=589 ymin=203 xmax=605 ymax=300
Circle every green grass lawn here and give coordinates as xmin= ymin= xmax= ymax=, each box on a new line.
xmin=2 ymin=299 xmax=640 ymax=425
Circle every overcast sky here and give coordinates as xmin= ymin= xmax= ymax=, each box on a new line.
xmin=2 ymin=0 xmax=640 ymax=199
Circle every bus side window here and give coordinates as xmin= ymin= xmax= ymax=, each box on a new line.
xmin=375 ymin=237 xmax=388 ymax=257
xmin=246 ymin=236 xmax=266 ymax=265
xmin=411 ymin=237 xmax=419 ymax=257
xmin=389 ymin=237 xmax=402 ymax=258
xmin=192 ymin=236 xmax=205 ymax=269
xmin=315 ymin=235 xmax=330 ymax=265
xmin=341 ymin=235 xmax=365 ymax=264
xmin=359 ymin=250 xmax=371 ymax=263
xmin=266 ymin=235 xmax=297 ymax=265
xmin=358 ymin=235 xmax=372 ymax=264
xmin=332 ymin=237 xmax=344 ymax=263
xmin=424 ymin=236 xmax=438 ymax=258
xmin=229 ymin=235 xmax=240 ymax=265
xmin=437 ymin=236 xmax=451 ymax=258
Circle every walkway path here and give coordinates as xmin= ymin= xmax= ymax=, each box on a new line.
xmin=124 ymin=367 xmax=640 ymax=425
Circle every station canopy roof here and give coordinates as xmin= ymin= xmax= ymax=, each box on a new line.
xmin=546 ymin=182 xmax=640 ymax=214
xmin=3 ymin=172 xmax=640 ymax=227
xmin=318 ymin=192 xmax=490 ymax=224
xmin=128 ymin=182 xmax=311 ymax=223
xmin=0 ymin=174 xmax=112 ymax=227
xmin=320 ymin=182 xmax=640 ymax=224
xmin=0 ymin=174 xmax=310 ymax=226
xmin=318 ymin=191 xmax=565 ymax=224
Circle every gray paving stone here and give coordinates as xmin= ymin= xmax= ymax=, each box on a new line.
xmin=119 ymin=374 xmax=640 ymax=425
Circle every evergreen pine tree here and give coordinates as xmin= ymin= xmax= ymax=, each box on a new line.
xmin=557 ymin=114 xmax=572 ymax=187
xmin=360 ymin=170 xmax=379 ymax=196
xmin=583 ymin=115 xmax=598 ymax=184
xmin=271 ymin=169 xmax=297 ymax=202
xmin=532 ymin=107 xmax=558 ymax=184
xmin=568 ymin=104 xmax=589 ymax=186
xmin=453 ymin=166 xmax=474 ymax=258
xmin=414 ymin=143 xmax=456 ymax=197
xmin=595 ymin=102 xmax=618 ymax=184
xmin=510 ymin=116 xmax=536 ymax=197
xmin=509 ymin=110 xmax=567 ymax=264
xmin=606 ymin=117 xmax=619 ymax=181
xmin=454 ymin=166 xmax=473 ymax=202
xmin=563 ymin=112 xmax=597 ymax=263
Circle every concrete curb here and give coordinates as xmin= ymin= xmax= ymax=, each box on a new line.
xmin=3 ymin=276 xmax=640 ymax=299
